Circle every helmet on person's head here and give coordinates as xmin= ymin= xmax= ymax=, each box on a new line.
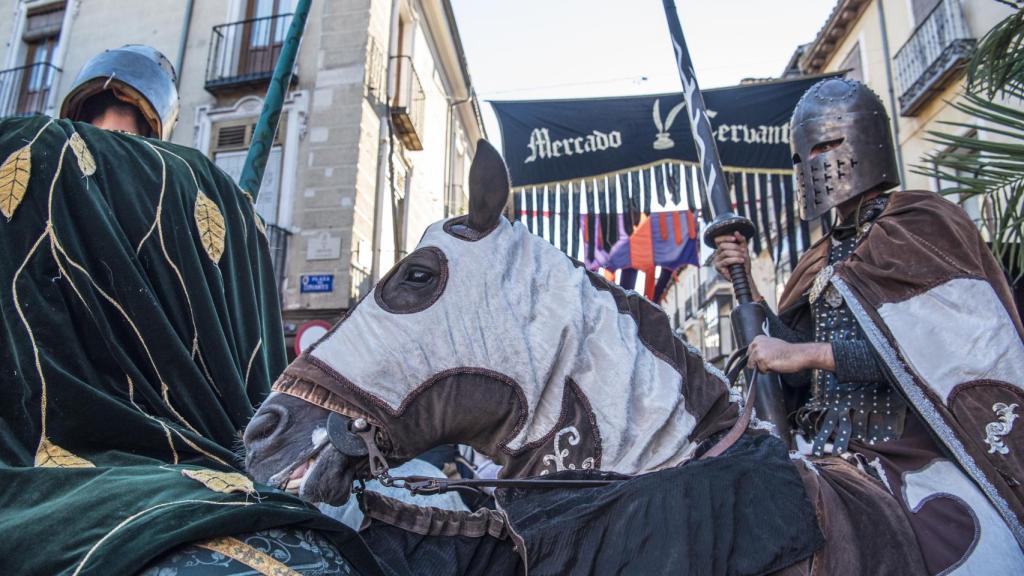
xmin=60 ymin=45 xmax=179 ymax=140
xmin=790 ymin=77 xmax=899 ymax=221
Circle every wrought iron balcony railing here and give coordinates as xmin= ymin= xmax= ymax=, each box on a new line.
xmin=206 ymin=13 xmax=296 ymax=92
xmin=390 ymin=56 xmax=426 ymax=150
xmin=893 ymin=0 xmax=975 ymax=116
xmin=0 ymin=62 xmax=59 ymax=119
xmin=265 ymin=223 xmax=290 ymax=300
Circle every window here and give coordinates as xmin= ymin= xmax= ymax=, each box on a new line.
xmin=15 ymin=3 xmax=64 ymax=115
xmin=210 ymin=118 xmax=285 ymax=224
xmin=840 ymin=42 xmax=864 ymax=82
xmin=240 ymin=0 xmax=293 ymax=77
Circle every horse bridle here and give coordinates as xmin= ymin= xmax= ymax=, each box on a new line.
xmin=323 ymin=352 xmax=759 ymax=497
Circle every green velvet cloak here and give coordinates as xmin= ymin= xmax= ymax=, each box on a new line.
xmin=0 ymin=117 xmax=363 ymax=574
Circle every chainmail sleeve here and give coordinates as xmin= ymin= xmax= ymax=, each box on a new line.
xmin=831 ymin=340 xmax=885 ymax=384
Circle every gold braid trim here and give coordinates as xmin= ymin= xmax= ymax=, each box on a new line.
xmin=195 ymin=536 xmax=302 ymax=576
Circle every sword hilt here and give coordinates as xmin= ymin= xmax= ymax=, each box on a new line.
xmin=703 ymin=213 xmax=757 ymax=304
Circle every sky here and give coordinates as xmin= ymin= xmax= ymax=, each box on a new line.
xmin=450 ymin=0 xmax=839 ymax=146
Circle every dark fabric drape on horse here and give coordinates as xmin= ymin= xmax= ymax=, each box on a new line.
xmin=496 ymin=434 xmax=823 ymax=576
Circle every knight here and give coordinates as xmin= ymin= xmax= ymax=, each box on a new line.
xmin=59 ymin=44 xmax=179 ymax=139
xmin=713 ymin=77 xmax=1024 ymax=572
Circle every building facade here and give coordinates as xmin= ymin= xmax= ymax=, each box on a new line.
xmin=0 ymin=0 xmax=484 ymax=354
xmin=660 ymin=0 xmax=1019 ymax=364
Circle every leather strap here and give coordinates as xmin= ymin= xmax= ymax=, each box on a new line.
xmin=700 ymin=366 xmax=758 ymax=460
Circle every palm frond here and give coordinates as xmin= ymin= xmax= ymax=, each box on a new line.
xmin=914 ymin=5 xmax=1024 ymax=280
xmin=966 ymin=5 xmax=1024 ymax=99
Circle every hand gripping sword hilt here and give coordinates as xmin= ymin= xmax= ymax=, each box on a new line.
xmin=702 ymin=213 xmax=757 ymax=305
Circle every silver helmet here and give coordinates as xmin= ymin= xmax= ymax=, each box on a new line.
xmin=790 ymin=77 xmax=899 ymax=221
xmin=60 ymin=45 xmax=179 ymax=140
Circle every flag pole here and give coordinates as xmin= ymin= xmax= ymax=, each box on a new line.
xmin=660 ymin=0 xmax=792 ymax=444
xmin=238 ymin=0 xmax=314 ymax=200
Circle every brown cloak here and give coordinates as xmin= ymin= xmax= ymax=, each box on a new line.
xmin=778 ymin=189 xmax=1024 ymax=547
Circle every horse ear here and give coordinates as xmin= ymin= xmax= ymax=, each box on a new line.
xmin=467 ymin=139 xmax=510 ymax=233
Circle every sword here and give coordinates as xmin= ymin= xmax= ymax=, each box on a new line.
xmin=660 ymin=0 xmax=792 ymax=445
xmin=238 ymin=0 xmax=313 ymax=200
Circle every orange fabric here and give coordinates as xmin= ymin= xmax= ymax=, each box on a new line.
xmin=603 ymin=269 xmax=616 ymax=282
xmin=672 ymin=212 xmax=683 ymax=246
xmin=659 ymin=213 xmax=669 ymax=241
xmin=644 ymin=268 xmax=657 ymax=300
xmin=629 ymin=215 xmax=654 ymax=270
xmin=687 ymin=211 xmax=698 ymax=240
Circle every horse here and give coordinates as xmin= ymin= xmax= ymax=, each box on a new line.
xmin=243 ymin=141 xmax=935 ymax=575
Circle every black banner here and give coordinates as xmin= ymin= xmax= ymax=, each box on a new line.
xmin=492 ymin=74 xmax=834 ymax=188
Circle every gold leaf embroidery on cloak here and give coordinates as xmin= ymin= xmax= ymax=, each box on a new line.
xmin=69 ymin=132 xmax=96 ymax=176
xmin=182 ymin=468 xmax=256 ymax=495
xmin=0 ymin=119 xmax=51 ymax=219
xmin=35 ymin=437 xmax=94 ymax=468
xmin=0 ymin=145 xmax=31 ymax=219
xmin=196 ymin=537 xmax=301 ymax=576
xmin=195 ymin=190 xmax=226 ymax=263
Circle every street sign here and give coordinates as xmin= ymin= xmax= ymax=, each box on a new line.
xmin=300 ymin=274 xmax=334 ymax=293
xmin=294 ymin=319 xmax=332 ymax=356
xmin=306 ymin=231 xmax=342 ymax=260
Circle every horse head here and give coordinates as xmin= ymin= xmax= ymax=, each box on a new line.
xmin=244 ymin=140 xmax=738 ymax=505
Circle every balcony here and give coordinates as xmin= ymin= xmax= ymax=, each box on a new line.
xmin=390 ymin=56 xmax=426 ymax=150
xmin=206 ymin=13 xmax=296 ymax=93
xmin=893 ymin=0 xmax=975 ymax=116
xmin=0 ymin=63 xmax=59 ymax=118
xmin=265 ymin=223 xmax=290 ymax=300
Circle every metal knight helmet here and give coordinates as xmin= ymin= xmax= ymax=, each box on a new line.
xmin=790 ymin=77 xmax=900 ymax=221
xmin=60 ymin=45 xmax=179 ymax=140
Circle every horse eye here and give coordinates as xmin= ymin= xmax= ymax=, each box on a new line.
xmin=404 ymin=268 xmax=432 ymax=284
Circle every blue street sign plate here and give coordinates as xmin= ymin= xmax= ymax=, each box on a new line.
xmin=300 ymin=274 xmax=334 ymax=293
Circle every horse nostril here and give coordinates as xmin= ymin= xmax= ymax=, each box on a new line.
xmin=244 ymin=405 xmax=289 ymax=448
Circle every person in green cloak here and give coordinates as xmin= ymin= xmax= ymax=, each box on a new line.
xmin=0 ymin=46 xmax=380 ymax=575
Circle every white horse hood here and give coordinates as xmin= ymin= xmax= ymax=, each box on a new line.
xmin=305 ymin=217 xmax=733 ymax=475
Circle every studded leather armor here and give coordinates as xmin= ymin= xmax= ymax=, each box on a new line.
xmin=799 ymin=195 xmax=907 ymax=455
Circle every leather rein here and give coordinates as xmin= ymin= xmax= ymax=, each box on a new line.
xmin=325 ymin=353 xmax=758 ymax=497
